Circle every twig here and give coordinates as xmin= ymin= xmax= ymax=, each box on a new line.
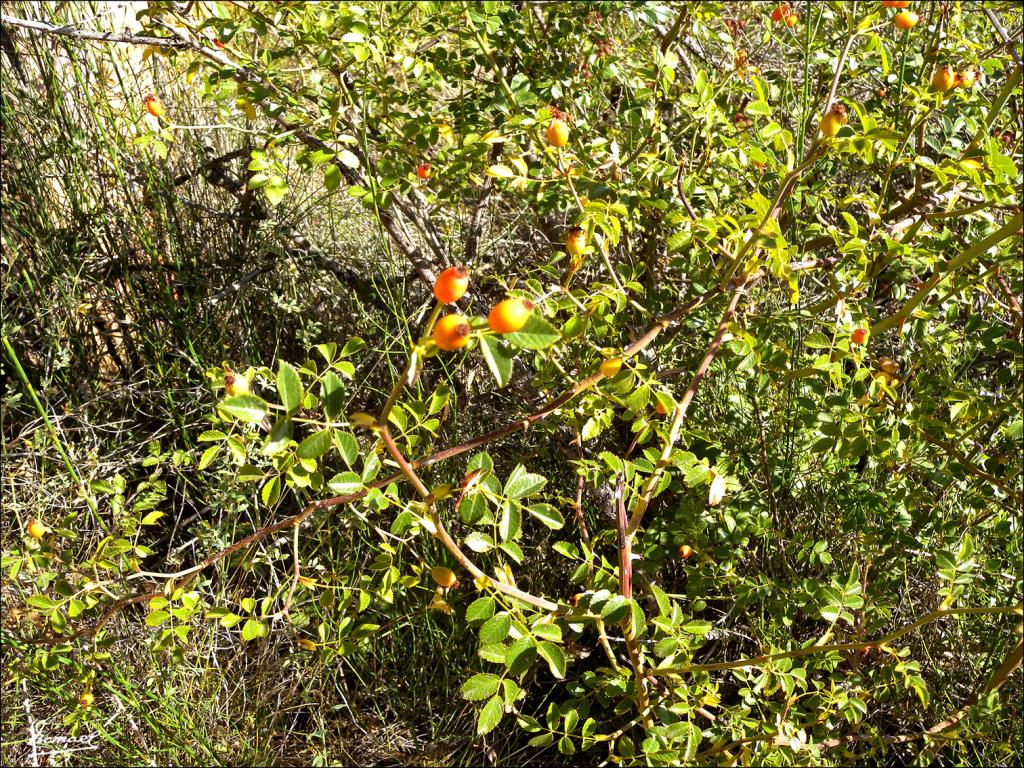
xmin=0 ymin=13 xmax=187 ymax=48
xmin=379 ymin=426 xmax=559 ymax=612
xmin=870 ymin=213 xmax=1022 ymax=336
xmin=464 ymin=144 xmax=501 ymax=264
xmin=983 ymin=7 xmax=1024 ymax=74
xmin=818 ymin=638 xmax=1023 ymax=749
xmin=614 ymin=473 xmax=652 ymax=728
xmin=918 ymin=430 xmax=1022 ymax=504
xmin=650 ymin=605 xmax=1020 ymax=676
xmin=659 ymin=8 xmax=688 ymax=54
xmin=626 ymin=286 xmax=744 ymax=536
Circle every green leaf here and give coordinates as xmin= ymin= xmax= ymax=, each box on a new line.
xmin=651 ymin=584 xmax=671 ymax=618
xmin=526 ymin=503 xmax=564 ymax=529
xmin=327 ymin=471 xmax=362 ymax=495
xmin=241 ymin=618 xmax=267 ymax=642
xmin=533 ymin=623 xmax=562 ymax=643
xmin=198 ymin=444 xmax=221 ymax=470
xmin=677 ymin=721 xmax=703 ymax=761
xmin=465 ymin=597 xmax=495 ymax=625
xmin=322 ymin=371 xmax=345 ymax=420
xmin=629 ymin=600 xmax=647 ymax=638
xmin=264 ymin=181 xmax=287 ymax=206
xmin=504 ymin=465 xmax=547 ymax=498
xmin=600 ymin=595 xmax=630 ymax=623
xmin=218 ymin=394 xmax=268 ymax=423
xmin=479 ymin=612 xmax=512 ymax=645
xmin=461 ymin=672 xmax=502 ymax=701
xmin=237 ymin=465 xmax=264 ymax=483
xmin=479 ymin=643 xmax=508 ymax=663
xmin=261 ymin=476 xmax=282 ymax=506
xmin=459 ymin=492 xmax=488 ymax=525
xmin=480 ymin=335 xmax=515 ymax=388
xmin=504 ymin=313 xmax=560 ymax=350
xmin=277 ymin=361 xmax=303 ymax=413
xmin=682 ymin=620 xmax=713 ymax=635
xmin=324 ymin=164 xmax=342 ymax=192
xmin=297 ymin=430 xmax=332 ymax=459
xmin=485 ymin=163 xmax=516 ymax=178
xmin=26 ymin=594 xmax=58 ymax=611
xmin=262 ymin=418 xmax=293 ymax=456
xmin=477 ymin=695 xmax=504 ymax=735
xmin=334 ymin=431 xmax=359 ymax=466
xmin=499 ymin=501 xmax=521 ymax=541
xmin=465 ymin=531 xmax=494 ymax=552
xmin=90 ymin=479 xmax=117 ymax=494
xmin=505 ymin=635 xmax=538 ymax=677
xmin=146 ymin=610 xmax=171 ymax=627
xmin=537 ymin=641 xmax=566 ymax=679
xmin=501 ymin=679 xmax=520 ymax=705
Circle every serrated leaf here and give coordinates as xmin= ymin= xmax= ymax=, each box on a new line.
xmin=264 ymin=183 xmax=287 ymax=206
xmin=334 ymin=431 xmax=358 ymax=466
xmin=262 ymin=418 xmax=293 ymax=456
xmin=465 ymin=597 xmax=495 ymax=625
xmin=324 ymin=164 xmax=341 ymax=192
xmin=479 ymin=643 xmax=508 ymax=663
xmin=505 ymin=635 xmax=537 ymax=677
xmin=504 ymin=465 xmax=547 ymax=498
xmin=277 ymin=361 xmax=303 ymax=413
xmin=459 ymin=492 xmax=488 ymax=525
xmin=322 ymin=371 xmax=345 ymax=420
xmin=477 ymin=695 xmax=504 ymax=734
xmin=499 ymin=501 xmax=521 ymax=541
xmin=237 ymin=465 xmax=264 ymax=483
xmin=146 ymin=610 xmax=171 ymax=627
xmin=327 ymin=471 xmax=362 ymax=495
xmin=485 ymin=163 xmax=516 ymax=178
xmin=218 ymin=394 xmax=268 ymax=423
xmin=297 ymin=430 xmax=332 ymax=459
xmin=26 ymin=595 xmax=57 ymax=611
xmin=198 ymin=444 xmax=221 ymax=470
xmin=651 ymin=584 xmax=671 ymax=618
xmin=526 ymin=503 xmax=564 ymax=529
xmin=261 ymin=476 xmax=282 ymax=506
xmin=461 ymin=673 xmax=502 ymax=701
xmin=479 ymin=612 xmax=511 ymax=644
xmin=600 ymin=595 xmax=630 ymax=623
xmin=241 ymin=618 xmax=267 ymax=642
xmin=480 ymin=335 xmax=515 ymax=388
xmin=465 ymin=531 xmax=494 ymax=552
xmin=533 ymin=623 xmax=562 ymax=643
xmin=537 ymin=641 xmax=566 ymax=679
xmin=679 ymin=721 xmax=703 ymax=760
xmin=499 ymin=540 xmax=524 ymax=563
xmin=501 ymin=679 xmax=519 ymax=704
xmin=504 ymin=313 xmax=560 ymax=350
xmin=682 ymin=620 xmax=713 ymax=635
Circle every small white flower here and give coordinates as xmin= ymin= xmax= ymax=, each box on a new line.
xmin=835 ymin=298 xmax=852 ymax=325
xmin=708 ymin=471 xmax=727 ymax=507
